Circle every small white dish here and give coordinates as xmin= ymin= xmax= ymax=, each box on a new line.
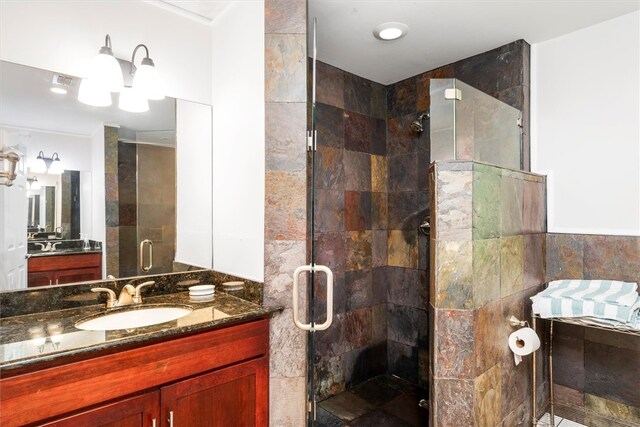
xmin=188 ymin=284 xmax=215 ymax=296
xmin=222 ymin=281 xmax=244 ymax=290
xmin=189 ymin=295 xmax=215 ymax=303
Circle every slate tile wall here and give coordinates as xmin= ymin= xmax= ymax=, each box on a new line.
xmin=264 ymin=1 xmax=308 ymax=425
xmin=546 ymin=233 xmax=640 ymax=426
xmin=312 ymin=60 xmax=388 ymax=400
xmin=430 ymin=160 xmax=547 ymax=426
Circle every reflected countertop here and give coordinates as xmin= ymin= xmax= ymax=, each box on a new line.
xmin=27 ymin=249 xmax=102 ymax=258
xmin=0 ymin=291 xmax=279 ymax=372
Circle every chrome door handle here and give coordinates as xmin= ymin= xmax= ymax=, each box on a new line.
xmin=151 ymin=418 xmax=157 ymax=427
xmin=292 ymin=264 xmax=333 ymax=331
xmin=168 ymin=410 xmax=174 ymax=427
xmin=139 ymin=239 xmax=153 ymax=272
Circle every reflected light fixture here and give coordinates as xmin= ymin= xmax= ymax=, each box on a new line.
xmin=27 ymin=176 xmax=41 ymax=190
xmin=31 ymin=151 xmax=64 ymax=175
xmin=373 ymin=22 xmax=409 ymax=41
xmin=78 ymin=34 xmax=163 ymax=112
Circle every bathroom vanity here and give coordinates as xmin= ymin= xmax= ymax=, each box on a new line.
xmin=0 ymin=283 xmax=275 ymax=427
xmin=27 ymin=252 xmax=102 ymax=287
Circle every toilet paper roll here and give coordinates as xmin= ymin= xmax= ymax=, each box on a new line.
xmin=508 ymin=327 xmax=540 ymax=366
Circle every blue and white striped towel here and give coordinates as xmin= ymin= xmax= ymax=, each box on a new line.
xmin=531 ymin=295 xmax=640 ymax=324
xmin=540 ymin=280 xmax=638 ymax=308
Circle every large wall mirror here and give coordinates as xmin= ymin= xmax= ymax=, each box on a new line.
xmin=0 ymin=60 xmax=213 ymax=291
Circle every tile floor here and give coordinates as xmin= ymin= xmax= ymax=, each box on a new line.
xmin=317 ymin=374 xmax=428 ymax=427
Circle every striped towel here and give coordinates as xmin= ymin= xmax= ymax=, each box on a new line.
xmin=540 ymin=280 xmax=638 ymax=308
xmin=531 ymin=295 xmax=640 ymax=324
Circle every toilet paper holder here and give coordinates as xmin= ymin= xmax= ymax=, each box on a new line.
xmin=508 ymin=315 xmax=530 ymax=328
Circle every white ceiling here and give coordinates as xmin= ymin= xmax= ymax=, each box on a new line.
xmin=0 ymin=61 xmax=176 ymax=137
xmin=309 ymin=0 xmax=640 ymax=84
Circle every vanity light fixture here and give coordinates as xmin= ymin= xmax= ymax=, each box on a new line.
xmin=27 ymin=176 xmax=41 ymax=190
xmin=78 ymin=34 xmax=164 ymax=112
xmin=373 ymin=22 xmax=409 ymax=41
xmin=31 ymin=151 xmax=64 ymax=175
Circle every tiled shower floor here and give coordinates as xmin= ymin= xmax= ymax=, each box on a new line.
xmin=317 ymin=374 xmax=428 ymax=427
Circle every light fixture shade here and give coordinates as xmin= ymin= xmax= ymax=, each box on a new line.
xmin=133 ymin=63 xmax=164 ymax=100
xmin=119 ymin=86 xmax=149 ymax=113
xmin=48 ymin=154 xmax=64 ymax=175
xmin=78 ymin=78 xmax=112 ymax=107
xmin=87 ymin=52 xmax=124 ymax=92
xmin=31 ymin=178 xmax=42 ymax=191
xmin=31 ymin=152 xmax=47 ymax=174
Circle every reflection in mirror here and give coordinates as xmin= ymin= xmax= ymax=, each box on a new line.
xmin=0 ymin=60 xmax=210 ymax=291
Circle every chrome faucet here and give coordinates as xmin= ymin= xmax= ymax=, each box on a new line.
xmin=35 ymin=242 xmax=52 ymax=252
xmin=91 ymin=281 xmax=156 ymax=309
xmin=51 ymin=242 xmax=62 ymax=251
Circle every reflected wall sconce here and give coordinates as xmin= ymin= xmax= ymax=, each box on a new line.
xmin=31 ymin=151 xmax=64 ymax=175
xmin=27 ymin=176 xmax=41 ymax=191
xmin=78 ymin=34 xmax=164 ymax=112
xmin=0 ymin=150 xmax=21 ymax=187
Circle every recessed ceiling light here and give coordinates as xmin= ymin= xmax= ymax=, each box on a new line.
xmin=50 ymin=86 xmax=67 ymax=95
xmin=373 ymin=22 xmax=409 ymax=41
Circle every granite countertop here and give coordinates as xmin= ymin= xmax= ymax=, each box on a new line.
xmin=0 ymin=291 xmax=279 ymax=372
xmin=27 ymin=249 xmax=103 ymax=258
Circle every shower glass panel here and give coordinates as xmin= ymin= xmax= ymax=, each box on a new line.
xmin=430 ymin=78 xmax=522 ymax=170
xmin=136 ymin=144 xmax=176 ymax=276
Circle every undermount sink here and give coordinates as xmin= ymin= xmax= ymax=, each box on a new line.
xmin=75 ymin=304 xmax=193 ymax=331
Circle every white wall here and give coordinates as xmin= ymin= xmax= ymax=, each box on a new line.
xmin=211 ymin=2 xmax=265 ymax=281
xmin=175 ymin=100 xmax=213 ymax=269
xmin=0 ymin=128 xmax=93 ymax=173
xmin=0 ymin=1 xmax=212 ymax=104
xmin=532 ymin=11 xmax=640 ymax=236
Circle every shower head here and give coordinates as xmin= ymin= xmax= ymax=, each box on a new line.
xmin=410 ymin=112 xmax=429 ymax=133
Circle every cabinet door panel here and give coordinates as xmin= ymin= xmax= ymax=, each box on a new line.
xmin=55 ymin=267 xmax=101 ymax=284
xmin=27 ymin=271 xmax=54 ymax=287
xmin=40 ymin=391 xmax=159 ymax=427
xmin=162 ymin=357 xmax=268 ymax=427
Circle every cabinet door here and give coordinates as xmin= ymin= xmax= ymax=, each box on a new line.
xmin=40 ymin=391 xmax=160 ymax=427
xmin=27 ymin=270 xmax=55 ymax=287
xmin=161 ymin=357 xmax=268 ymax=427
xmin=54 ymin=267 xmax=102 ymax=285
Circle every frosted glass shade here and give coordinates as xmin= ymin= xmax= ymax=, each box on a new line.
xmin=30 ymin=179 xmax=41 ymax=191
xmin=87 ymin=53 xmax=123 ymax=92
xmin=48 ymin=158 xmax=64 ymax=175
xmin=119 ymin=86 xmax=149 ymax=113
xmin=133 ymin=64 xmax=164 ymax=100
xmin=31 ymin=155 xmax=47 ymax=174
xmin=78 ymin=78 xmax=112 ymax=107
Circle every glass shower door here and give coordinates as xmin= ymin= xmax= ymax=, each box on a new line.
xmin=291 ymin=16 xmax=335 ymax=426
xmin=136 ymin=143 xmax=176 ymax=276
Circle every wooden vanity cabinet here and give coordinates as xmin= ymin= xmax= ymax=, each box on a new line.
xmin=27 ymin=253 xmax=102 ymax=287
xmin=0 ymin=318 xmax=270 ymax=427
xmin=40 ymin=391 xmax=160 ymax=427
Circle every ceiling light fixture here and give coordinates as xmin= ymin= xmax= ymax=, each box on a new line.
xmin=50 ymin=87 xmax=67 ymax=95
xmin=78 ymin=34 xmax=163 ymax=112
xmin=373 ymin=22 xmax=409 ymax=41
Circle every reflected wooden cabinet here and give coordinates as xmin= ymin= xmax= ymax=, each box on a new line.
xmin=27 ymin=253 xmax=102 ymax=287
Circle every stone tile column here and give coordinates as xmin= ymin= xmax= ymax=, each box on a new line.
xmin=264 ymin=1 xmax=308 ymax=425
xmin=430 ymin=160 xmax=547 ymax=426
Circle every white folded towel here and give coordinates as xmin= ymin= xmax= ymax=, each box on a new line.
xmin=542 ymin=280 xmax=638 ymax=308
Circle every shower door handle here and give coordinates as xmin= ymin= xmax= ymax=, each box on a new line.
xmin=292 ymin=264 xmax=333 ymax=331
xmin=140 ymin=239 xmax=153 ymax=272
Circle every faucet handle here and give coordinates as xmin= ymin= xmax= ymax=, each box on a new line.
xmin=132 ymin=281 xmax=156 ymax=304
xmin=91 ymin=287 xmax=117 ymax=308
